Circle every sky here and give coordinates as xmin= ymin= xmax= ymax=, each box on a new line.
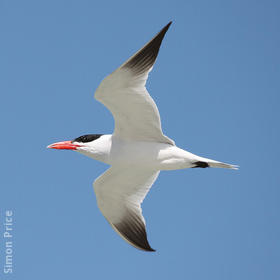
xmin=0 ymin=0 xmax=279 ymax=279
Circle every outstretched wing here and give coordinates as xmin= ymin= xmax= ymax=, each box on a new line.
xmin=95 ymin=22 xmax=174 ymax=145
xmin=93 ymin=166 xmax=160 ymax=251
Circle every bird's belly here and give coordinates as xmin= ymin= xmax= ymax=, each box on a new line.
xmin=78 ymin=135 xmax=196 ymax=170
xmin=109 ymin=141 xmax=194 ymax=170
xmin=109 ymin=142 xmax=161 ymax=167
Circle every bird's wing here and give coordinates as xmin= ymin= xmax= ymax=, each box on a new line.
xmin=94 ymin=22 xmax=174 ymax=145
xmin=93 ymin=166 xmax=160 ymax=251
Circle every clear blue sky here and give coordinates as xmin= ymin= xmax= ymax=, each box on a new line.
xmin=1 ymin=0 xmax=279 ymax=279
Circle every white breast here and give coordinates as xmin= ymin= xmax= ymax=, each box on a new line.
xmin=77 ymin=134 xmax=198 ymax=170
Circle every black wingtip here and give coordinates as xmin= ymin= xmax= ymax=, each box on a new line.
xmin=112 ymin=208 xmax=156 ymax=252
xmin=158 ymin=21 xmax=172 ymax=38
xmin=122 ymin=21 xmax=172 ymax=75
xmin=165 ymin=21 xmax=173 ymax=29
xmin=147 ymin=247 xmax=156 ymax=252
xmin=141 ymin=242 xmax=156 ymax=252
xmin=138 ymin=244 xmax=156 ymax=252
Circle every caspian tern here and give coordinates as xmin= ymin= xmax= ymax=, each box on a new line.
xmin=48 ymin=22 xmax=238 ymax=252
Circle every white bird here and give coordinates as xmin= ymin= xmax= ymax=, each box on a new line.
xmin=47 ymin=22 xmax=238 ymax=252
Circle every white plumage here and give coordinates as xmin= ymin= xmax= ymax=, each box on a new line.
xmin=48 ymin=22 xmax=238 ymax=251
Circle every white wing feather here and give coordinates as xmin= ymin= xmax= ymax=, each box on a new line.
xmin=93 ymin=166 xmax=160 ymax=251
xmin=94 ymin=22 xmax=174 ymax=145
xmin=93 ymin=23 xmax=173 ymax=252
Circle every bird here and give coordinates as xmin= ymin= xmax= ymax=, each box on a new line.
xmin=47 ymin=21 xmax=238 ymax=252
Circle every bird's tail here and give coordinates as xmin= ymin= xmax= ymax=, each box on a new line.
xmin=193 ymin=157 xmax=239 ymax=170
xmin=207 ymin=160 xmax=239 ymax=170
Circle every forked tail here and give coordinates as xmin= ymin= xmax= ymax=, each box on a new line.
xmin=193 ymin=158 xmax=239 ymax=170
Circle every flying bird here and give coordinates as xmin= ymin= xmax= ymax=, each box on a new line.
xmin=48 ymin=22 xmax=238 ymax=252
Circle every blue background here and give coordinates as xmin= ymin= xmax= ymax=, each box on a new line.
xmin=1 ymin=0 xmax=279 ymax=279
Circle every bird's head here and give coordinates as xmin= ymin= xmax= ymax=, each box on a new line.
xmin=47 ymin=134 xmax=104 ymax=151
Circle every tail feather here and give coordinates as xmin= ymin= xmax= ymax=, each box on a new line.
xmin=207 ymin=161 xmax=239 ymax=170
xmin=193 ymin=157 xmax=239 ymax=170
